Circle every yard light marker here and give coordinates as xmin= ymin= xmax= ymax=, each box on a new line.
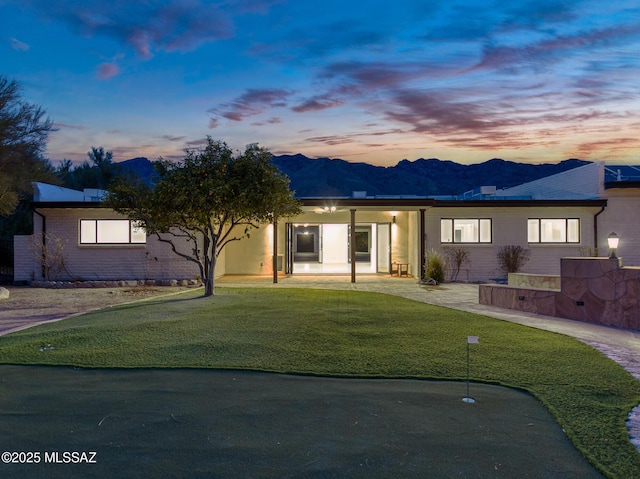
xmin=463 ymin=336 xmax=479 ymax=403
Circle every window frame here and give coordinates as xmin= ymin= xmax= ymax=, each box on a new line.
xmin=79 ymin=219 xmax=147 ymax=245
xmin=527 ymin=218 xmax=580 ymax=244
xmin=440 ymin=218 xmax=492 ymax=244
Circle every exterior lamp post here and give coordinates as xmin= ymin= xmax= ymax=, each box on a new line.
xmin=607 ymin=232 xmax=619 ymax=259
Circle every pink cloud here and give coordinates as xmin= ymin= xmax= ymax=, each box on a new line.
xmin=210 ymin=88 xmax=293 ymax=122
xmin=96 ymin=62 xmax=121 ymax=79
xmin=21 ymin=1 xmax=238 ymax=58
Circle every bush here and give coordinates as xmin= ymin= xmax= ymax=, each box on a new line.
xmin=443 ymin=246 xmax=469 ymax=281
xmin=497 ymin=245 xmax=530 ymax=276
xmin=425 ymin=249 xmax=445 ymax=284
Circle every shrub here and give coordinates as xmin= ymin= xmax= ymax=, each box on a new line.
xmin=497 ymin=245 xmax=530 ymax=276
xmin=443 ymin=246 xmax=469 ymax=281
xmin=425 ymin=249 xmax=445 ymax=284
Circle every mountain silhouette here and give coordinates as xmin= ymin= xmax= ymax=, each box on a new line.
xmin=119 ymin=155 xmax=590 ymax=197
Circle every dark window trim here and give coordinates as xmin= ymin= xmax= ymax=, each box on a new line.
xmin=440 ymin=218 xmax=492 ymax=244
xmin=80 ymin=219 xmax=146 ymax=245
xmin=528 ymin=218 xmax=580 ymax=244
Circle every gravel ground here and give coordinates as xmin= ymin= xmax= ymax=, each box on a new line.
xmin=0 ymin=285 xmax=200 ymax=335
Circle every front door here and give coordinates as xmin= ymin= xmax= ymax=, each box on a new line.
xmin=377 ymin=222 xmax=391 ymax=273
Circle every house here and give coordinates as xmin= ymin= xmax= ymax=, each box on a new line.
xmin=13 ymin=161 xmax=640 ymax=284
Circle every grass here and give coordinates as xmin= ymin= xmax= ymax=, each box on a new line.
xmin=0 ymin=287 xmax=639 ymax=478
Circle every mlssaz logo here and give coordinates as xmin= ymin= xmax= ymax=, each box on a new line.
xmin=44 ymin=451 xmax=97 ymax=464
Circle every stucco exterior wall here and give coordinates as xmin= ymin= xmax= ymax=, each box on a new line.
xmin=598 ymin=189 xmax=640 ymax=266
xmin=13 ymin=235 xmax=36 ymax=282
xmin=31 ymin=208 xmax=200 ymax=282
xmin=224 ymin=224 xmax=273 ymax=276
xmin=424 ymin=205 xmax=598 ymax=282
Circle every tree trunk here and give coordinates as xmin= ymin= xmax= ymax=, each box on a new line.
xmin=204 ymin=275 xmax=214 ymax=296
xmin=203 ymin=239 xmax=217 ymax=297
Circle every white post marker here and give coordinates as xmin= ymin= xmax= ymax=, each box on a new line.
xmin=463 ymin=336 xmax=479 ymax=403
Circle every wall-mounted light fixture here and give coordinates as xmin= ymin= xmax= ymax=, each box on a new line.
xmin=390 ymin=211 xmax=397 ymax=224
xmin=607 ymin=232 xmax=619 ymax=259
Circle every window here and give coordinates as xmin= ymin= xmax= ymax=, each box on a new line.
xmin=80 ymin=220 xmax=146 ymax=244
xmin=441 ymin=219 xmax=492 ymax=243
xmin=528 ymin=219 xmax=579 ymax=243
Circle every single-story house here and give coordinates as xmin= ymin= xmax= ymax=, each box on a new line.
xmin=13 ymin=161 xmax=640 ymax=284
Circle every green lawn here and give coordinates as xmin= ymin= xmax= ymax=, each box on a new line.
xmin=0 ymin=287 xmax=639 ymax=478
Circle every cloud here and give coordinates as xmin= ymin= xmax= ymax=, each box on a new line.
xmin=292 ymin=95 xmax=344 ymax=113
xmin=305 ymin=135 xmax=357 ymax=146
xmin=209 ymin=88 xmax=293 ymax=121
xmin=10 ymin=37 xmax=30 ymax=51
xmin=575 ymin=137 xmax=640 ymax=158
xmin=471 ymin=21 xmax=640 ymax=74
xmin=158 ymin=135 xmax=187 ymax=142
xmin=19 ymin=0 xmax=240 ymax=58
xmin=251 ymin=117 xmax=282 ymax=126
xmin=52 ymin=122 xmax=87 ymax=130
xmin=229 ymin=0 xmax=285 ymax=14
xmin=96 ymin=62 xmax=120 ymax=79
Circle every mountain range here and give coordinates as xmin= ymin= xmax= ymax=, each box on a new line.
xmin=119 ymin=155 xmax=590 ymax=198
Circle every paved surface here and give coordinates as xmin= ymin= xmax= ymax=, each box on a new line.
xmin=218 ymin=274 xmax=640 ymax=449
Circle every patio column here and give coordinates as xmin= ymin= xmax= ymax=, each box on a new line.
xmin=419 ymin=209 xmax=426 ymax=280
xmin=272 ymin=219 xmax=278 ymax=283
xmin=350 ymin=208 xmax=356 ymax=283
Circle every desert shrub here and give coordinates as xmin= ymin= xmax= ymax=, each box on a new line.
xmin=497 ymin=245 xmax=530 ymax=276
xmin=443 ymin=246 xmax=469 ymax=281
xmin=425 ymin=249 xmax=445 ymax=284
xmin=30 ymin=233 xmax=69 ymax=281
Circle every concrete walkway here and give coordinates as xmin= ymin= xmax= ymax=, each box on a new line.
xmin=217 ymin=274 xmax=640 ymax=449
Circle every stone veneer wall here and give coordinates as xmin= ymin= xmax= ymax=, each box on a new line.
xmin=508 ymin=273 xmax=561 ymax=290
xmin=479 ymin=258 xmax=640 ymax=331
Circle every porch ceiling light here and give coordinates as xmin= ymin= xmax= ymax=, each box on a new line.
xmin=607 ymin=232 xmax=619 ymax=259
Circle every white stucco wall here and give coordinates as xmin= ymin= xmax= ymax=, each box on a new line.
xmin=598 ymin=188 xmax=640 ymax=266
xmin=424 ymin=205 xmax=599 ymax=281
xmin=30 ymin=208 xmax=201 ymax=281
xmin=13 ymin=235 xmax=36 ymax=282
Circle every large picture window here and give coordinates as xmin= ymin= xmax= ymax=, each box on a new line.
xmin=528 ymin=219 xmax=579 ymax=243
xmin=441 ymin=219 xmax=491 ymax=243
xmin=80 ymin=220 xmax=146 ymax=244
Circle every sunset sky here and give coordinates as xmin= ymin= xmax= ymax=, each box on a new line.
xmin=2 ymin=0 xmax=639 ymax=166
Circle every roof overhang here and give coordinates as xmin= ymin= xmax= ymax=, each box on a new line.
xmin=32 ymin=202 xmax=108 ymax=209
xmin=299 ymin=198 xmax=607 ymax=209
xmin=604 ymin=181 xmax=640 ymax=190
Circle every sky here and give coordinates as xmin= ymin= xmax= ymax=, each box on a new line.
xmin=1 ymin=0 xmax=639 ymax=167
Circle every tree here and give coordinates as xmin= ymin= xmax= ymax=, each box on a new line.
xmin=0 ymin=76 xmax=57 ymax=216
xmin=106 ymin=137 xmax=301 ymax=296
xmin=56 ymin=146 xmax=120 ymax=190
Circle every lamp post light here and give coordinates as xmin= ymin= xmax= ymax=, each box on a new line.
xmin=607 ymin=232 xmax=619 ymax=259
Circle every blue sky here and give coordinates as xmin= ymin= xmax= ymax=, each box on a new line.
xmin=2 ymin=0 xmax=639 ymax=166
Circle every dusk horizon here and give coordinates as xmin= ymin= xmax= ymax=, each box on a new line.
xmin=2 ymin=0 xmax=639 ymax=166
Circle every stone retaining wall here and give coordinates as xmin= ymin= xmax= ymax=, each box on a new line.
xmin=31 ymin=279 xmax=202 ymax=289
xmin=480 ymin=257 xmax=640 ymax=331
xmin=507 ymin=273 xmax=561 ymax=290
